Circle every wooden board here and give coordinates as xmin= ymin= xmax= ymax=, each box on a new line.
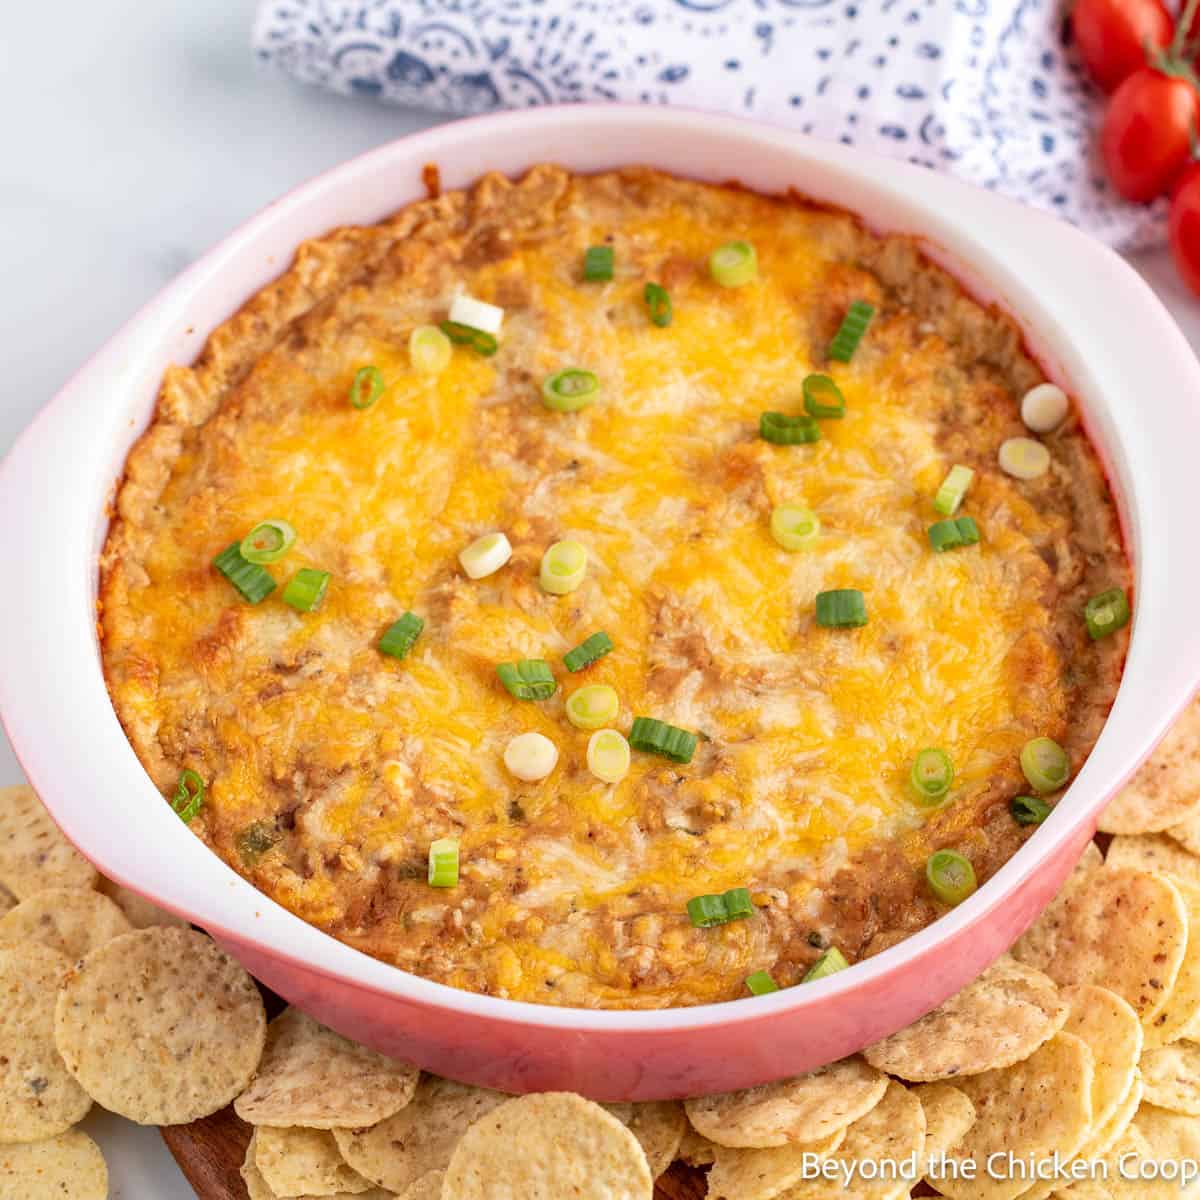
xmin=161 ymin=1104 xmax=709 ymax=1199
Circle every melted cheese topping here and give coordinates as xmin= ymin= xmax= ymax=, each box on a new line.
xmin=100 ymin=170 xmax=1127 ymax=1008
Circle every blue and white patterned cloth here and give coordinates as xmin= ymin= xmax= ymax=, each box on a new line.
xmin=253 ymin=0 xmax=1166 ymax=250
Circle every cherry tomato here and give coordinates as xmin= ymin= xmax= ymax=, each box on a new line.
xmin=1101 ymin=67 xmax=1200 ymax=201
xmin=1073 ymin=0 xmax=1173 ymax=92
xmin=1170 ymin=163 xmax=1200 ymax=296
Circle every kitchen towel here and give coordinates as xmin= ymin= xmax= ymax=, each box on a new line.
xmin=253 ymin=0 xmax=1165 ymax=250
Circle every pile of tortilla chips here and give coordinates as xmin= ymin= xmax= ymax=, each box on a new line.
xmin=3 ymin=695 xmax=1200 ymax=1199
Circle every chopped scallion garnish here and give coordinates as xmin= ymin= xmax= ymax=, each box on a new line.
xmin=213 ymin=543 xmax=276 ymax=604
xmin=709 ymin=240 xmax=758 ymax=288
xmin=409 ymin=324 xmax=452 ymax=375
xmin=541 ymin=369 xmax=600 ymax=413
xmin=439 ymin=320 xmax=499 ymax=357
xmin=349 ymin=365 xmax=384 ymax=409
xmin=496 ymin=659 xmax=557 ymax=701
xmin=686 ymin=887 xmax=756 ymax=929
xmin=586 ymin=729 xmax=630 ymax=783
xmin=379 ymin=612 xmax=424 ymax=660
xmin=815 ymin=589 xmax=867 ymax=629
xmin=803 ymin=947 xmax=849 ymax=982
xmin=241 ymin=519 xmax=296 ymax=565
xmin=802 ymin=374 xmax=846 ymax=419
xmin=1011 ymin=795 xmax=1053 ymax=826
xmin=172 ymin=769 xmax=205 ymax=824
xmin=643 ymin=282 xmax=672 ymax=327
xmin=282 ymin=568 xmax=330 ymax=613
xmin=934 ymin=465 xmax=974 ymax=516
xmin=539 ymin=540 xmax=589 ymax=595
xmin=629 ymin=717 xmax=698 ymax=764
xmin=910 ymin=748 xmax=954 ymax=806
xmin=828 ymin=301 xmax=875 ymax=362
xmin=565 ymin=684 xmax=619 ymax=730
xmin=427 ymin=838 xmax=460 ymax=887
xmin=926 ymin=850 xmax=977 ymax=906
xmin=928 ymin=516 xmax=981 ymax=553
xmin=760 ymin=412 xmax=820 ymax=445
xmin=723 ymin=887 xmax=755 ymax=921
xmin=1084 ymin=588 xmax=1131 ymax=640
xmin=1020 ymin=737 xmax=1070 ymax=794
xmin=459 ymin=531 xmax=512 ymax=580
xmin=583 ymin=245 xmax=614 ymax=281
xmin=448 ymin=294 xmax=503 ymax=335
xmin=770 ymin=505 xmax=820 ymax=551
xmin=746 ymin=970 xmax=780 ymax=995
xmin=563 ymin=632 xmax=614 ymax=672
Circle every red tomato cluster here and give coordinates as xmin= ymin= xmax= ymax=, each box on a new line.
xmin=1075 ymin=0 xmax=1200 ymax=292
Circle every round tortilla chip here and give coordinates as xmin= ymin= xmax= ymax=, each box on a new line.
xmin=442 ymin=1092 xmax=653 ymax=1200
xmin=1145 ymin=884 xmax=1200 ymax=1048
xmin=255 ymin=1124 xmax=375 ymax=1195
xmin=240 ymin=1131 xmax=396 ymax=1200
xmin=235 ymin=1007 xmax=418 ymax=1130
xmin=1012 ymin=867 xmax=1187 ymax=1026
xmin=1051 ymin=1124 xmax=1177 ymax=1200
xmin=54 ymin=927 xmax=265 ymax=1125
xmin=863 ymin=956 xmax=1067 ymax=1081
xmin=627 ymin=1101 xmax=686 ymax=1180
xmin=403 ymin=1171 xmax=446 ymax=1200
xmin=685 ymin=1057 xmax=888 ymax=1149
xmin=97 ymin=876 xmax=188 ymax=930
xmin=0 ymin=887 xmax=132 ymax=959
xmin=1060 ymin=985 xmax=1142 ymax=1132
xmin=772 ymin=1080 xmax=925 ymax=1200
xmin=1099 ymin=699 xmax=1200 ymax=834
xmin=678 ymin=1125 xmax=718 ymax=1166
xmin=1139 ymin=1041 xmax=1200 ymax=1114
xmin=0 ymin=1129 xmax=107 ymax=1198
xmin=1074 ymin=1073 xmax=1143 ymax=1165
xmin=706 ymin=1127 xmax=846 ymax=1200
xmin=1105 ymin=834 xmax=1200 ymax=892
xmin=0 ymin=785 xmax=97 ymax=899
xmin=938 ymin=1032 xmax=1095 ymax=1200
xmin=333 ymin=1075 xmax=509 ymax=1193
xmin=914 ymin=1082 xmax=976 ymax=1167
xmin=0 ymin=943 xmax=91 ymax=1143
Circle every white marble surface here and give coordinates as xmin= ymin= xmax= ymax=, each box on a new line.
xmin=2 ymin=2 xmax=1198 ymax=1195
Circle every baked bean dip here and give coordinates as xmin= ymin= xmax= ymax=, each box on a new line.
xmin=99 ymin=167 xmax=1131 ymax=1008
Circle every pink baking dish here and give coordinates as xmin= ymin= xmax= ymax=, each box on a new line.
xmin=2 ymin=105 xmax=1199 ymax=1101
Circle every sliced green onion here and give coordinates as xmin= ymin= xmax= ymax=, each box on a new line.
xmin=687 ymin=894 xmax=728 ymax=928
xmin=241 ymin=519 xmax=297 ymax=565
xmin=504 ymin=732 xmax=558 ymax=781
xmin=439 ymin=320 xmax=498 ymax=357
xmin=213 ymin=543 xmax=276 ymax=604
xmin=565 ymin=684 xmax=619 ymax=730
xmin=722 ymin=887 xmax=755 ymax=921
xmin=541 ymin=369 xmax=600 ymax=413
xmin=587 ymin=729 xmax=631 ymax=784
xmin=459 ymin=531 xmax=512 ymax=580
xmin=539 ymin=540 xmax=588 ymax=595
xmin=564 ymin=632 xmax=613 ymax=673
xmin=1084 ymin=588 xmax=1131 ymax=640
xmin=746 ymin=970 xmax=780 ymax=995
xmin=1011 ymin=795 xmax=1053 ymax=826
xmin=448 ymin=294 xmax=503 ymax=335
xmin=998 ymin=436 xmax=1051 ymax=480
xmin=1020 ymin=737 xmax=1070 ymax=794
xmin=815 ymin=589 xmax=867 ymax=629
xmin=349 ymin=365 xmax=384 ymax=409
xmin=770 ymin=505 xmax=820 ymax=551
xmin=928 ymin=516 xmax=981 ymax=553
xmin=427 ymin=838 xmax=460 ymax=887
xmin=803 ymin=947 xmax=849 ymax=982
xmin=379 ymin=612 xmax=424 ymax=660
xmin=828 ymin=301 xmax=876 ymax=362
xmin=409 ymin=324 xmax=452 ymax=375
xmin=910 ymin=748 xmax=954 ymax=806
xmin=926 ymin=850 xmax=978 ymax=906
xmin=629 ymin=717 xmax=698 ymax=764
xmin=583 ymin=245 xmax=614 ymax=281
xmin=760 ymin=412 xmax=820 ymax=445
xmin=644 ymin=282 xmax=672 ymax=327
xmin=709 ymin=240 xmax=758 ymax=288
xmin=802 ymin=374 xmax=846 ymax=419
xmin=172 ymin=769 xmax=205 ymax=824
xmin=934 ymin=465 xmax=974 ymax=516
xmin=282 ymin=568 xmax=330 ymax=613
xmin=496 ymin=659 xmax=557 ymax=701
